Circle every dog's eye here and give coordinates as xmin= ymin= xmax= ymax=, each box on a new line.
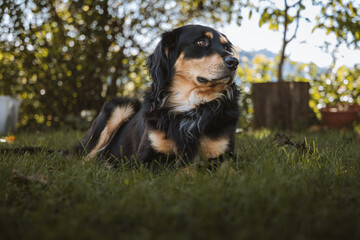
xmin=196 ymin=39 xmax=209 ymax=47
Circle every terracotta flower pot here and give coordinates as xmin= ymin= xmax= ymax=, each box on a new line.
xmin=321 ymin=104 xmax=359 ymax=129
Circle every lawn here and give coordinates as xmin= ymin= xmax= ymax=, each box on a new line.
xmin=1 ymin=129 xmax=360 ymax=240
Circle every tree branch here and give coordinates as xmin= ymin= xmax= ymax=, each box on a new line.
xmin=286 ymin=11 xmax=300 ymax=44
xmin=286 ymin=1 xmax=302 ymax=44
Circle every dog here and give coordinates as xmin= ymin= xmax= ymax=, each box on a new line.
xmin=76 ymin=25 xmax=240 ymax=167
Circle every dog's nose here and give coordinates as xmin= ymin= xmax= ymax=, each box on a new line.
xmin=224 ymin=56 xmax=239 ymax=71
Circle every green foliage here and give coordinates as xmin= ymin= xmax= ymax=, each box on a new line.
xmin=308 ymin=64 xmax=360 ymax=118
xmin=249 ymin=0 xmax=306 ymax=82
xmin=0 ymin=0 xmax=245 ymax=129
xmin=258 ymin=5 xmax=300 ymax=30
xmin=1 ymin=129 xmax=360 ymax=239
xmin=313 ymin=0 xmax=360 ymax=48
xmin=1 ymin=0 xmax=360 ymax=130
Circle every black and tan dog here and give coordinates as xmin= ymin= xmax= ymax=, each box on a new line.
xmin=76 ymin=25 xmax=240 ymax=166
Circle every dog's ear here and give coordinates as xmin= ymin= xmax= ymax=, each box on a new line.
xmin=147 ymin=30 xmax=178 ymax=107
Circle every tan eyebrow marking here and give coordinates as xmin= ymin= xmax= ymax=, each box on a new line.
xmin=220 ymin=35 xmax=228 ymax=44
xmin=204 ymin=31 xmax=213 ymax=39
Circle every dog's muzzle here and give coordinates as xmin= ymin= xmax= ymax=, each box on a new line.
xmin=223 ymin=56 xmax=239 ymax=71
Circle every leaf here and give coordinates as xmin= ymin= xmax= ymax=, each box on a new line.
xmin=249 ymin=10 xmax=253 ymax=19
xmin=269 ymin=22 xmax=279 ymax=30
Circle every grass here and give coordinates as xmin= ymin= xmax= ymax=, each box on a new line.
xmin=1 ymin=129 xmax=360 ymax=239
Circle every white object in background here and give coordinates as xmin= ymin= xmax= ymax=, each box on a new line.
xmin=0 ymin=96 xmax=21 ymax=136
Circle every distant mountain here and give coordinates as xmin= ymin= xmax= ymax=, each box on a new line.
xmin=239 ymin=49 xmax=275 ymax=61
xmin=238 ymin=49 xmax=327 ymax=81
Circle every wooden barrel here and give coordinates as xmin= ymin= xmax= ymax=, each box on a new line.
xmin=252 ymin=82 xmax=310 ymax=130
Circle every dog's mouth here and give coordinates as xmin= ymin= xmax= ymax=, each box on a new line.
xmin=212 ymin=74 xmax=231 ymax=82
xmin=197 ymin=74 xmax=232 ymax=85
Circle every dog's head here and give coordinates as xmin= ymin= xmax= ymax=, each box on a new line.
xmin=147 ymin=25 xmax=239 ymax=112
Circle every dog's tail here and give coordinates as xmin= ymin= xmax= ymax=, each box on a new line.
xmin=76 ymin=97 xmax=141 ymax=161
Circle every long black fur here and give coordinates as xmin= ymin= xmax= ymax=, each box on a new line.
xmin=77 ymin=25 xmax=240 ymax=166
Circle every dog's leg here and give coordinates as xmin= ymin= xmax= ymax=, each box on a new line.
xmin=203 ymin=131 xmax=237 ymax=170
xmin=137 ymin=131 xmax=167 ymax=165
xmin=76 ymin=98 xmax=140 ymax=162
xmin=225 ymin=131 xmax=237 ymax=159
xmin=85 ymin=104 xmax=135 ymax=161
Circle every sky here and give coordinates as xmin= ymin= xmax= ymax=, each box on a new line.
xmin=218 ymin=3 xmax=360 ymax=68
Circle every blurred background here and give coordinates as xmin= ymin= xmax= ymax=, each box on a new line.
xmin=0 ymin=0 xmax=359 ymax=131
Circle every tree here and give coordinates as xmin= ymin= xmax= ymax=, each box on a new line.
xmin=313 ymin=0 xmax=360 ymax=49
xmin=254 ymin=0 xmax=305 ymax=82
xmin=0 ymin=0 xmax=244 ymax=128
